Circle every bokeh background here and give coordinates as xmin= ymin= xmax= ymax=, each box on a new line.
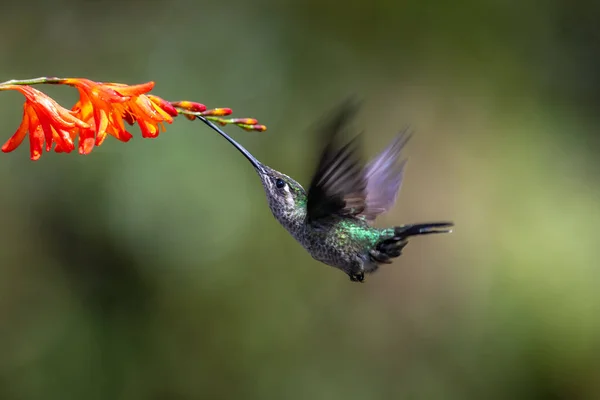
xmin=1 ymin=0 xmax=599 ymax=399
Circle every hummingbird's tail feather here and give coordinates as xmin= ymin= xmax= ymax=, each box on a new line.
xmin=369 ymin=222 xmax=454 ymax=265
xmin=394 ymin=222 xmax=454 ymax=238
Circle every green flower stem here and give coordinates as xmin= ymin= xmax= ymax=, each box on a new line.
xmin=175 ymin=109 xmax=266 ymax=132
xmin=0 ymin=77 xmax=64 ymax=87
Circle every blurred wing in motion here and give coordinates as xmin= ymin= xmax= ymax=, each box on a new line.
xmin=306 ymin=99 xmax=368 ymax=223
xmin=360 ymin=128 xmax=412 ymax=221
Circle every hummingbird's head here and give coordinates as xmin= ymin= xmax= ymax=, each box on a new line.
xmin=198 ymin=117 xmax=307 ymax=223
xmin=255 ymin=166 xmax=307 ymax=220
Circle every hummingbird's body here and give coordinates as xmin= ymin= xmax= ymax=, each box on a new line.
xmin=199 ymin=100 xmax=453 ymax=282
xmin=262 ymin=183 xmax=386 ymax=276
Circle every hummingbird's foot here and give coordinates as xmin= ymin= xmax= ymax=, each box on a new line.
xmin=349 ymin=271 xmax=365 ymax=283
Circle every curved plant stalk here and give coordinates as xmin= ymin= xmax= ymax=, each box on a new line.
xmin=0 ymin=76 xmax=266 ymax=160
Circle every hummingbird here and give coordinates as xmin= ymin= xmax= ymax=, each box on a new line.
xmin=197 ymin=100 xmax=453 ymax=282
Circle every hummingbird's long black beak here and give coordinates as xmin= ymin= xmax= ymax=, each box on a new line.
xmin=197 ymin=116 xmax=266 ymax=173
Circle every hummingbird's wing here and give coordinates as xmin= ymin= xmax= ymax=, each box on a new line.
xmin=359 ymin=128 xmax=412 ymax=221
xmin=306 ymin=100 xmax=368 ymax=223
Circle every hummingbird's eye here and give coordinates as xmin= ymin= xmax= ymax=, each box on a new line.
xmin=275 ymin=178 xmax=286 ymax=189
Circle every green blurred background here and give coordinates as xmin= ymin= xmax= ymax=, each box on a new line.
xmin=1 ymin=0 xmax=599 ymax=399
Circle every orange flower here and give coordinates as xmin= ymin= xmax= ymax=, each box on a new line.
xmin=111 ymin=89 xmax=176 ymax=138
xmin=147 ymin=95 xmax=178 ymax=117
xmin=0 ymin=76 xmax=268 ymax=160
xmin=64 ymin=79 xmax=176 ymax=151
xmin=0 ymin=85 xmax=90 ymax=160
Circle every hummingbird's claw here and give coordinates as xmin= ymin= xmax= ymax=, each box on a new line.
xmin=349 ymin=271 xmax=365 ymax=283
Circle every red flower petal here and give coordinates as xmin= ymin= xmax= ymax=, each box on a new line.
xmin=2 ymin=104 xmax=30 ymax=153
